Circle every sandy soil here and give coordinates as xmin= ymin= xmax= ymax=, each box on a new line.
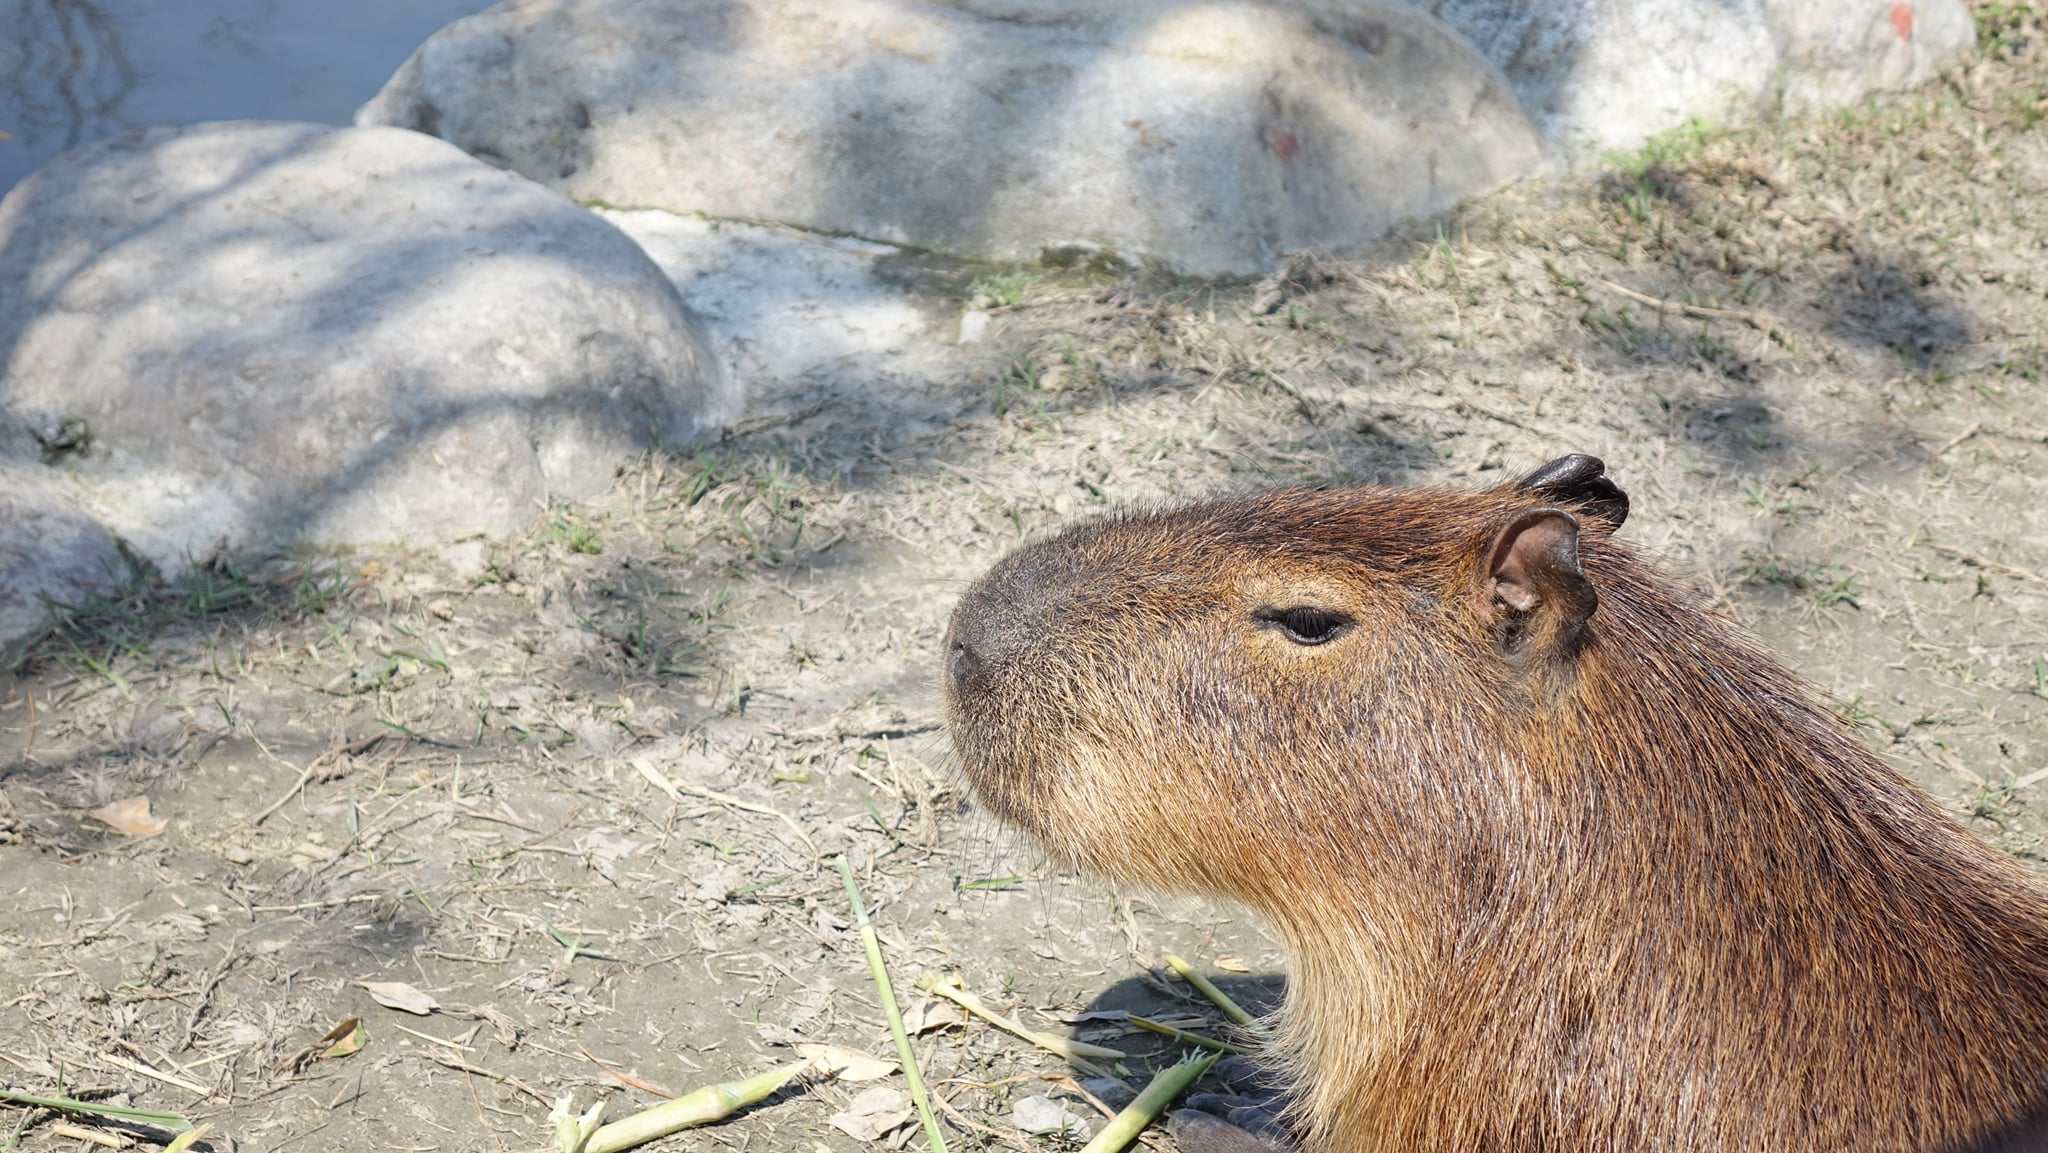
xmin=2 ymin=5 xmax=2046 ymax=1150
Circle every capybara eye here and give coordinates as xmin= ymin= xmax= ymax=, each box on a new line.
xmin=1255 ymin=605 xmax=1353 ymax=645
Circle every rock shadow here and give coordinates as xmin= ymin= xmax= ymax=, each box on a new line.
xmin=0 ymin=0 xmax=139 ymax=165
xmin=1820 ymin=251 xmax=1974 ymax=367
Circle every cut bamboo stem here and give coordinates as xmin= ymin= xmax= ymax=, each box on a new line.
xmin=1161 ymin=954 xmax=1266 ymax=1039
xmin=840 ymin=857 xmax=949 ymax=1153
xmin=1078 ymin=1052 xmax=1220 ymax=1153
xmin=1124 ymin=1014 xmax=1253 ymax=1055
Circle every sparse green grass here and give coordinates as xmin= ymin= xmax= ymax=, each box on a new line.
xmin=536 ymin=506 xmax=604 ymax=554
xmin=1740 ymin=475 xmax=1819 ymax=517
xmin=1976 ymin=0 xmax=2041 ymax=56
xmin=605 ymin=606 xmax=707 ymax=678
xmin=1973 ymin=776 xmax=2023 ymax=826
xmin=1737 ymin=553 xmax=1862 ymax=611
xmin=291 ymin=561 xmax=354 ymax=615
xmin=968 ymin=268 xmax=1039 ymax=309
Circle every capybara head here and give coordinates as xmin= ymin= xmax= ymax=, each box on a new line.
xmin=943 ymin=454 xmax=1628 ymax=905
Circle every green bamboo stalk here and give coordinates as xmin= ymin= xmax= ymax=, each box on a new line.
xmin=916 ymin=971 xmax=1127 ymax=1061
xmin=555 ymin=1060 xmax=810 ymax=1153
xmin=839 ymin=856 xmax=948 ymax=1153
xmin=1124 ymin=1014 xmax=1253 ymax=1055
xmin=1077 ymin=1052 xmax=1220 ymax=1153
xmin=1161 ymin=954 xmax=1266 ymax=1038
xmin=0 ymin=1090 xmax=192 ymax=1133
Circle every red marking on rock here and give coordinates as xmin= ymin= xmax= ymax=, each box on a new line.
xmin=1271 ymin=129 xmax=1299 ymax=161
xmin=1890 ymin=2 xmax=1914 ymax=41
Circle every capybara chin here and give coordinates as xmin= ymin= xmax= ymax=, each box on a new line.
xmin=942 ymin=455 xmax=2048 ymax=1153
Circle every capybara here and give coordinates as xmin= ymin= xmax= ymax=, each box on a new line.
xmin=942 ymin=455 xmax=2048 ymax=1153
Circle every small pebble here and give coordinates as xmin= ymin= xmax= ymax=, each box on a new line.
xmin=1012 ymin=1095 xmax=1089 ymax=1140
xmin=958 ymin=310 xmax=991 ymax=344
xmin=223 ymin=845 xmax=254 ymax=865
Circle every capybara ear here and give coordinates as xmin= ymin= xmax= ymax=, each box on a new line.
xmin=1514 ymin=454 xmax=1629 ymax=529
xmin=1486 ymin=508 xmax=1598 ymax=659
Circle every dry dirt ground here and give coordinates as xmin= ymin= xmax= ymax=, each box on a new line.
xmin=4 ymin=6 xmax=2048 ymax=1151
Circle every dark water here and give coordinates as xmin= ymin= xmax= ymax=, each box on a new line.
xmin=0 ymin=0 xmax=498 ymax=194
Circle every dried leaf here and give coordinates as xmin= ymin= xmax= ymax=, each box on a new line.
xmin=1212 ymin=956 xmax=1252 ymax=973
xmin=88 ymin=795 xmax=166 ymax=837
xmin=901 ymin=999 xmax=967 ymax=1034
xmin=357 ymin=981 xmax=440 ymax=1015
xmin=794 ymin=1042 xmax=897 ymax=1082
xmin=319 ymin=1018 xmax=367 ymax=1059
xmin=827 ymin=1085 xmax=913 ymax=1142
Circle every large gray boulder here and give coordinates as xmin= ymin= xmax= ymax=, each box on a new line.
xmin=356 ymin=0 xmax=1545 ymax=277
xmin=0 ymin=121 xmax=734 ymax=574
xmin=1420 ymin=0 xmax=1975 ymax=160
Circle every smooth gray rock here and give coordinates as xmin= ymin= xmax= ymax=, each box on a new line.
xmin=357 ymin=0 xmax=1544 ymax=276
xmin=1419 ymin=0 xmax=1975 ymax=160
xmin=0 ymin=466 xmax=131 ymax=651
xmin=0 ymin=121 xmax=733 ymax=574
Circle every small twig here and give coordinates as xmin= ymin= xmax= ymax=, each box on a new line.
xmin=1983 ymin=425 xmax=2048 ymax=444
xmin=916 ymin=972 xmax=1125 ymax=1074
xmin=176 ymin=935 xmax=242 ymax=1052
xmin=50 ymin=1121 xmax=127 ymax=1147
xmin=423 ymin=1050 xmax=553 ymax=1106
xmin=1598 ymin=279 xmax=1776 ymax=328
xmin=1934 ymin=422 xmax=1982 ymax=455
xmin=629 ymin=755 xmax=683 ymax=802
xmin=576 ymin=1043 xmax=674 ymax=1098
xmin=1928 ymin=542 xmax=2046 ymax=585
xmin=250 ymin=734 xmax=383 ymax=825
xmin=391 ymin=1023 xmax=472 ymax=1053
xmin=2011 ymin=766 xmax=2048 ymax=791
xmin=930 ymin=1093 xmax=1035 ymax=1152
xmin=678 ymin=783 xmax=818 ymax=858
xmin=248 ymin=894 xmax=382 ymax=913
xmin=471 ymin=804 xmax=586 ymax=863
xmin=95 ymin=1052 xmax=216 ymax=1100
xmin=1453 ymin=400 xmax=1561 ymax=439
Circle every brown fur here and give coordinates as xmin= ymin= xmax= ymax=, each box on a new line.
xmin=942 ymin=466 xmax=2048 ymax=1153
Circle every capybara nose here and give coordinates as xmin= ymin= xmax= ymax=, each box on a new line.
xmin=945 ymin=583 xmax=1014 ymax=700
xmin=946 ymin=621 xmax=988 ymax=697
xmin=946 ymin=548 xmax=1060 ymax=701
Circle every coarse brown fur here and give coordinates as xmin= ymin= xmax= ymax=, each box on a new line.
xmin=942 ymin=460 xmax=2048 ymax=1153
